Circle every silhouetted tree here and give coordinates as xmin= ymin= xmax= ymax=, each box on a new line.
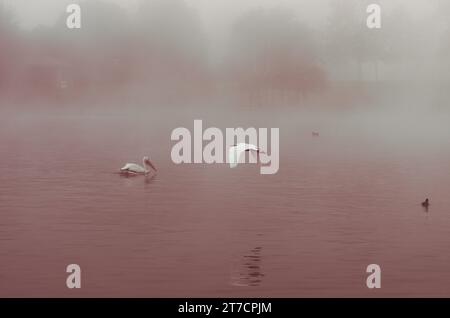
xmin=52 ymin=0 xmax=134 ymax=92
xmin=326 ymin=0 xmax=422 ymax=82
xmin=326 ymin=0 xmax=369 ymax=81
xmin=380 ymin=5 xmax=417 ymax=72
xmin=227 ymin=8 xmax=326 ymax=106
xmin=136 ymin=0 xmax=210 ymax=97
xmin=0 ymin=4 xmax=21 ymax=92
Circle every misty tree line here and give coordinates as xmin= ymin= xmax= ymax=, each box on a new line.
xmin=0 ymin=0 xmax=449 ymax=105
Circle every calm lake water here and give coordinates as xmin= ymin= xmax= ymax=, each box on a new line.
xmin=1 ymin=107 xmax=450 ymax=297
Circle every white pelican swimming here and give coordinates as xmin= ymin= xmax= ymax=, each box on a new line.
xmin=120 ymin=156 xmax=157 ymax=175
xmin=228 ymin=143 xmax=265 ymax=168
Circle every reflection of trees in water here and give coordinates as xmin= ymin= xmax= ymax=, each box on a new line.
xmin=231 ymin=246 xmax=264 ymax=287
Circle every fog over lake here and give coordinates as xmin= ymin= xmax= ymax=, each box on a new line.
xmin=1 ymin=0 xmax=450 ymax=297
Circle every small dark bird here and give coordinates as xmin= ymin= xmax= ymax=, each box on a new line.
xmin=421 ymin=198 xmax=430 ymax=208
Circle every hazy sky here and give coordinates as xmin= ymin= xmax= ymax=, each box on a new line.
xmin=2 ymin=0 xmax=435 ymax=31
xmin=2 ymin=0 xmax=330 ymax=29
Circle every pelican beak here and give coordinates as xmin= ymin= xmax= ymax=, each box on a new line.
xmin=147 ymin=160 xmax=157 ymax=172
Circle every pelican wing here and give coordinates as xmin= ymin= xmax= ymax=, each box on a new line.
xmin=229 ymin=144 xmax=250 ymax=168
xmin=245 ymin=144 xmax=259 ymax=152
xmin=120 ymin=163 xmax=146 ymax=173
xmin=228 ymin=146 xmax=239 ymax=168
xmin=228 ymin=143 xmax=262 ymax=168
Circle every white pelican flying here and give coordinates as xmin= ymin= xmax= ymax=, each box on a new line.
xmin=120 ymin=156 xmax=157 ymax=175
xmin=229 ymin=143 xmax=265 ymax=168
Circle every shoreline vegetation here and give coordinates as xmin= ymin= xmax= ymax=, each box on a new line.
xmin=1 ymin=0 xmax=449 ymax=111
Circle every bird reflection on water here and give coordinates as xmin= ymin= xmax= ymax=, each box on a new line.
xmin=231 ymin=247 xmax=264 ymax=287
xmin=117 ymin=170 xmax=157 ymax=187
